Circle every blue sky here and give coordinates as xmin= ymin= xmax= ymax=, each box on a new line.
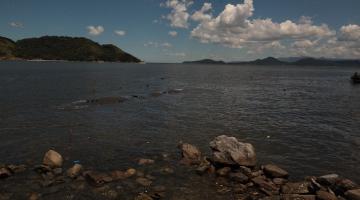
xmin=1 ymin=0 xmax=359 ymax=62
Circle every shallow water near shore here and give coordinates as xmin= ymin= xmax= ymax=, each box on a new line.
xmin=0 ymin=61 xmax=359 ymax=198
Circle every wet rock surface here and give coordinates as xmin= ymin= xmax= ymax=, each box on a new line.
xmin=0 ymin=136 xmax=358 ymax=200
xmin=210 ymin=135 xmax=257 ymax=167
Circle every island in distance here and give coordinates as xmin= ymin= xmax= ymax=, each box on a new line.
xmin=0 ymin=36 xmax=140 ymax=63
xmin=184 ymin=57 xmax=360 ymax=67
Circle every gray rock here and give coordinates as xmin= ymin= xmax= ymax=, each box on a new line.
xmin=317 ymin=174 xmax=340 ymax=186
xmin=346 ymin=189 xmax=360 ymax=200
xmin=43 ymin=150 xmax=63 ymax=168
xmin=263 ymin=164 xmax=289 ymax=178
xmin=210 ymin=135 xmax=256 ymax=167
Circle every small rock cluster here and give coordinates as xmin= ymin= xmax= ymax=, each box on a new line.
xmin=179 ymin=135 xmax=360 ymax=200
xmin=0 ymin=150 xmax=168 ymax=200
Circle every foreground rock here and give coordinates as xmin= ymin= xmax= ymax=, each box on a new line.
xmin=0 ymin=167 xmax=12 ymax=179
xmin=43 ymin=150 xmax=63 ymax=168
xmin=209 ymin=135 xmax=256 ymax=167
xmin=179 ymin=143 xmax=202 ymax=165
xmin=346 ymin=189 xmax=360 ymax=200
xmin=263 ymin=164 xmax=289 ymax=178
xmin=67 ymin=164 xmax=83 ymax=178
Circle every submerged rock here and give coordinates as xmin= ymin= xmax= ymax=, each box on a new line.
xmin=263 ymin=164 xmax=289 ymax=178
xmin=87 ymin=96 xmax=127 ymax=105
xmin=138 ymin=158 xmax=155 ymax=165
xmin=136 ymin=177 xmax=152 ymax=187
xmin=7 ymin=164 xmax=26 ymax=174
xmin=124 ymin=168 xmax=137 ymax=178
xmin=209 ymin=135 xmax=256 ymax=167
xmin=84 ymin=171 xmax=113 ymax=187
xmin=179 ymin=143 xmax=202 ymax=165
xmin=43 ymin=150 xmax=63 ymax=168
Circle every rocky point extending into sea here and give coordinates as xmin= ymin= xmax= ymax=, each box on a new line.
xmin=0 ymin=135 xmax=359 ymax=200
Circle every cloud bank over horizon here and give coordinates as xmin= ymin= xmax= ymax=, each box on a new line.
xmin=163 ymin=0 xmax=360 ymax=59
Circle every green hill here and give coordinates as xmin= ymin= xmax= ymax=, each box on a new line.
xmin=0 ymin=36 xmax=16 ymax=59
xmin=0 ymin=36 xmax=140 ymax=62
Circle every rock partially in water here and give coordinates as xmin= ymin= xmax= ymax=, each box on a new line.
xmin=346 ymin=189 xmax=360 ymax=200
xmin=67 ymin=164 xmax=83 ymax=178
xmin=136 ymin=177 xmax=152 ymax=187
xmin=263 ymin=164 xmax=289 ymax=178
xmin=333 ymin=179 xmax=358 ymax=195
xmin=167 ymin=88 xmax=184 ymax=94
xmin=43 ymin=150 xmax=63 ymax=168
xmin=0 ymin=167 xmax=12 ymax=179
xmin=317 ymin=174 xmax=340 ymax=186
xmin=84 ymin=171 xmax=113 ymax=187
xmin=209 ymin=135 xmax=256 ymax=167
xmin=124 ymin=168 xmax=137 ymax=178
xmin=28 ymin=192 xmax=39 ymax=200
xmin=34 ymin=164 xmax=52 ymax=174
xmin=179 ymin=143 xmax=202 ymax=165
xmin=135 ymin=193 xmax=153 ymax=200
xmin=7 ymin=164 xmax=26 ymax=174
xmin=138 ymin=158 xmax=155 ymax=165
xmin=196 ymin=158 xmax=213 ymax=175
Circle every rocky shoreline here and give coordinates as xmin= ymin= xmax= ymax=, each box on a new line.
xmin=0 ymin=135 xmax=359 ymax=200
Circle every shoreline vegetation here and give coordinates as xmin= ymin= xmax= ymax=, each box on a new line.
xmin=0 ymin=135 xmax=359 ymax=200
xmin=0 ymin=36 xmax=141 ymax=63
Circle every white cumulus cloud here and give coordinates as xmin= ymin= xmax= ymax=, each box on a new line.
xmin=163 ymin=0 xmax=193 ymax=28
xmin=339 ymin=24 xmax=360 ymax=41
xmin=87 ymin=25 xmax=104 ymax=36
xmin=191 ymin=0 xmax=334 ymax=48
xmin=9 ymin=22 xmax=23 ymax=28
xmin=114 ymin=30 xmax=126 ymax=36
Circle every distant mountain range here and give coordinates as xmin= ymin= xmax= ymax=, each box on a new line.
xmin=0 ymin=36 xmax=140 ymax=62
xmin=184 ymin=57 xmax=360 ymax=66
xmin=183 ymin=59 xmax=225 ymax=64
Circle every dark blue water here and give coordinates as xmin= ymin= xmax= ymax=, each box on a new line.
xmin=0 ymin=61 xmax=359 ymax=198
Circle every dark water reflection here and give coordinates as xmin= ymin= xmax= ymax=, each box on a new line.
xmin=0 ymin=61 xmax=359 ymax=197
